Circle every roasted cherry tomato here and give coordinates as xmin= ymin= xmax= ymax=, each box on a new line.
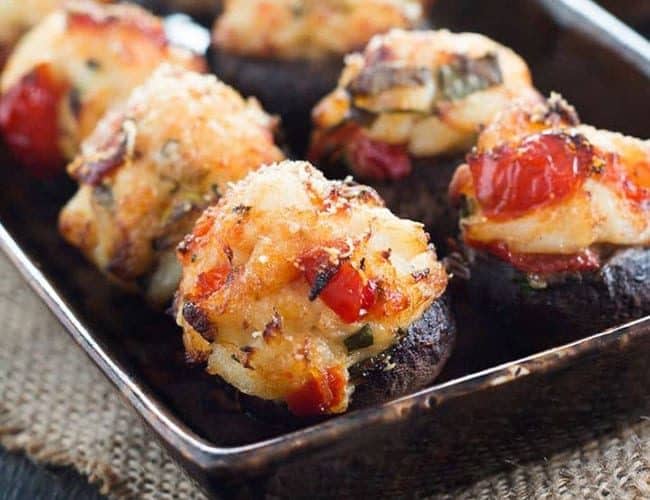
xmin=468 ymin=133 xmax=594 ymax=219
xmin=286 ymin=366 xmax=346 ymax=416
xmin=309 ymin=124 xmax=412 ymax=181
xmin=347 ymin=131 xmax=412 ymax=181
xmin=0 ymin=63 xmax=67 ymax=177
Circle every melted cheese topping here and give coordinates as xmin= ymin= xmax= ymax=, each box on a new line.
xmin=59 ymin=65 xmax=283 ymax=303
xmin=212 ymin=0 xmax=423 ymax=59
xmin=312 ymin=29 xmax=535 ymax=158
xmin=1 ymin=1 xmax=204 ymax=159
xmin=175 ymin=161 xmax=447 ymax=413
xmin=452 ymin=95 xmax=650 ymax=254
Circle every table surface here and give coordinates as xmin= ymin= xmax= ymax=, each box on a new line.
xmin=0 ymin=448 xmax=104 ymax=500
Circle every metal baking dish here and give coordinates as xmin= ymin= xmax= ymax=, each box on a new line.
xmin=1 ymin=0 xmax=649 ymax=497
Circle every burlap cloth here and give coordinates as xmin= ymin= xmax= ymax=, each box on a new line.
xmin=1 ymin=250 xmax=649 ymax=499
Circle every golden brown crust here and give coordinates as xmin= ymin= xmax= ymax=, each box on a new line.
xmin=1 ymin=1 xmax=204 ymax=160
xmin=174 ymin=161 xmax=448 ymax=413
xmin=212 ymin=0 xmax=424 ymax=60
xmin=58 ymin=65 xmax=283 ymax=302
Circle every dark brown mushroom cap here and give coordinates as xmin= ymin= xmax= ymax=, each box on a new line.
xmin=464 ymin=246 xmax=650 ymax=350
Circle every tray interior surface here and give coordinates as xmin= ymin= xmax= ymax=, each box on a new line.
xmin=0 ymin=0 xmax=648 ymax=451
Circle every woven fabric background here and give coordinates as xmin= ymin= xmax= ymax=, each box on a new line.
xmin=1 ymin=251 xmax=649 ymax=499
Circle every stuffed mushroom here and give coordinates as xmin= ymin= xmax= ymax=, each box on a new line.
xmin=309 ymin=29 xmax=536 ymax=247
xmin=58 ymin=65 xmax=284 ymax=304
xmin=0 ymin=1 xmax=204 ymax=177
xmin=174 ymin=161 xmax=455 ymax=416
xmin=449 ymin=93 xmax=650 ymax=346
xmin=210 ymin=0 xmax=425 ymax=152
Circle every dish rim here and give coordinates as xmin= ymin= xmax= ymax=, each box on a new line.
xmin=3 ymin=214 xmax=650 ymax=473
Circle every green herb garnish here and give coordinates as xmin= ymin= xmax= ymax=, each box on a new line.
xmin=438 ymin=53 xmax=503 ymax=101
xmin=344 ymin=324 xmax=374 ymax=352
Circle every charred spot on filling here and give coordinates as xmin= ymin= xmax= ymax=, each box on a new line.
xmin=239 ymin=346 xmax=256 ymax=369
xmin=71 ymin=129 xmax=129 ymax=186
xmin=224 ymin=245 xmax=234 ymax=263
xmin=411 ymin=268 xmax=430 ymax=282
xmin=182 ymin=301 xmax=217 ymax=341
xmin=68 ymin=86 xmax=82 ymax=118
xmin=263 ymin=312 xmax=282 ymax=341
xmin=539 ymin=92 xmax=580 ymax=127
xmin=308 ymin=260 xmax=341 ymax=301
xmin=177 ymin=234 xmax=194 ymax=256
xmin=232 ymin=204 xmax=251 ymax=215
xmin=176 ymin=221 xmax=215 ymax=263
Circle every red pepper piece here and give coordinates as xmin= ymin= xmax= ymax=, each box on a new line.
xmin=301 ymin=247 xmax=377 ymax=323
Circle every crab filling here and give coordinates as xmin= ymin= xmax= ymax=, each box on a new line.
xmin=174 ymin=162 xmax=448 ymax=415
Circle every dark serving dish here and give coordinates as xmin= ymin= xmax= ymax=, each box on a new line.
xmin=1 ymin=0 xmax=649 ymax=497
